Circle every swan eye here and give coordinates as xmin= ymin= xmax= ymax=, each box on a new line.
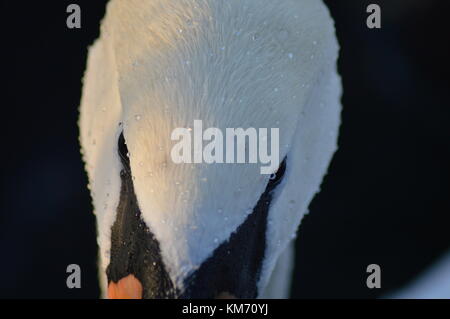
xmin=118 ymin=132 xmax=131 ymax=170
xmin=267 ymin=158 xmax=287 ymax=191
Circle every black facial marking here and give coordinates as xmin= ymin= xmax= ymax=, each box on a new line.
xmin=118 ymin=133 xmax=130 ymax=170
xmin=107 ymin=132 xmax=287 ymax=298
xmin=180 ymin=158 xmax=287 ymax=298
xmin=267 ymin=157 xmax=287 ymax=191
xmin=107 ymin=133 xmax=177 ymax=298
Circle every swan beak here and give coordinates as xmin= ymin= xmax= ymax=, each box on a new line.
xmin=108 ymin=274 xmax=143 ymax=299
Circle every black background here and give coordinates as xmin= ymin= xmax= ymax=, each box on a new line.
xmin=1 ymin=0 xmax=449 ymax=298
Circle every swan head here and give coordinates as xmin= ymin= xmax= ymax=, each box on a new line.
xmin=80 ymin=0 xmax=341 ymax=299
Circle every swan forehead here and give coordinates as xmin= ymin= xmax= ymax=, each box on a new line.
xmin=108 ymin=0 xmax=337 ymax=136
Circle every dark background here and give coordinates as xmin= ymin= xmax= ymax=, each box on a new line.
xmin=1 ymin=0 xmax=449 ymax=298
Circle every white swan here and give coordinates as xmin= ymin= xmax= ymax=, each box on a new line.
xmin=79 ymin=0 xmax=341 ymax=298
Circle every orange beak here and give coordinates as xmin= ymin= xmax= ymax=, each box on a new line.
xmin=107 ymin=274 xmax=143 ymax=299
xmin=216 ymin=292 xmax=237 ymax=299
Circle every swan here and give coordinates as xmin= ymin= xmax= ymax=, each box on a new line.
xmin=79 ymin=0 xmax=341 ymax=299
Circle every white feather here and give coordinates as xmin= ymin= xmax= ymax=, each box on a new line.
xmin=80 ymin=0 xmax=341 ymax=297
